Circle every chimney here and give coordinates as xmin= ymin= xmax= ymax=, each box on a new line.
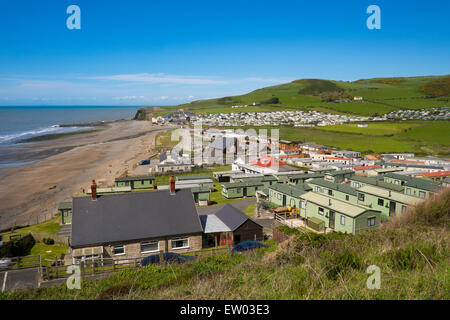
xmin=169 ymin=175 xmax=176 ymax=194
xmin=91 ymin=180 xmax=97 ymax=200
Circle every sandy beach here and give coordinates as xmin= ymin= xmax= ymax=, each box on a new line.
xmin=0 ymin=120 xmax=174 ymax=231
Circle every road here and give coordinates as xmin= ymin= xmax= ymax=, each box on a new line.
xmin=0 ymin=268 xmax=39 ymax=291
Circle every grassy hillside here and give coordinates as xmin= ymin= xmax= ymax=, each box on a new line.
xmin=2 ymin=189 xmax=448 ymax=300
xmin=152 ymin=75 xmax=450 ymax=117
xmin=217 ymin=120 xmax=450 ymax=156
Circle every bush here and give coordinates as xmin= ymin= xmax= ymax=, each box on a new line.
xmin=383 ymin=241 xmax=442 ymax=271
xmin=322 ymin=248 xmax=364 ymax=280
xmin=43 ymin=238 xmax=55 ymax=245
xmin=0 ymin=234 xmax=35 ymax=258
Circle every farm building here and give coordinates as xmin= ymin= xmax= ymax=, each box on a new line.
xmin=299 ymin=192 xmax=381 ymax=234
xmin=199 ymin=204 xmax=263 ymax=247
xmin=71 ymin=184 xmax=203 ymax=263
xmin=221 ymin=181 xmax=265 ymax=198
xmin=58 ymin=202 xmax=72 ymax=225
xmin=115 ymin=175 xmax=155 ymax=189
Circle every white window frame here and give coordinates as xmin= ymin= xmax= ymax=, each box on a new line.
xmin=419 ymin=191 xmax=426 ymax=199
xmin=318 ymin=207 xmax=324 ymax=216
xmin=171 ymin=237 xmax=189 ymax=250
xmin=340 ymin=215 xmax=345 ymax=225
xmin=140 ymin=241 xmax=159 ymax=254
xmin=367 ymin=217 xmax=376 ymax=227
xmin=277 ymin=193 xmax=281 ymax=200
xmin=113 ymin=245 xmax=125 ymax=256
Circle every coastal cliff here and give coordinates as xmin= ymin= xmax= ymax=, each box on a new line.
xmin=133 ymin=107 xmax=155 ymax=121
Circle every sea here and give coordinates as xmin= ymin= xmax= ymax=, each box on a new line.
xmin=0 ymin=106 xmax=140 ymax=169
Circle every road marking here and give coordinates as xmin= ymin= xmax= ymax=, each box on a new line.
xmin=2 ymin=272 xmax=7 ymax=292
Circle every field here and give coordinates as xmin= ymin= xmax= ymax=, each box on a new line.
xmin=217 ymin=120 xmax=450 ymax=156
xmin=152 ymin=75 xmax=450 ymax=117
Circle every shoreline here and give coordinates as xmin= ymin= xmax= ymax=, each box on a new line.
xmin=0 ymin=120 xmax=175 ymax=230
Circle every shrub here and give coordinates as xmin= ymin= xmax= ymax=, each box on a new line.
xmin=43 ymin=238 xmax=55 ymax=245
xmin=322 ymin=248 xmax=364 ymax=280
xmin=383 ymin=241 xmax=442 ymax=271
xmin=0 ymin=234 xmax=35 ymax=257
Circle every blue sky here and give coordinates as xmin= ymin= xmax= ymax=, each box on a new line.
xmin=0 ymin=0 xmax=449 ymax=106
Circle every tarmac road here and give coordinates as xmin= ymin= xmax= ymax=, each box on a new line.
xmin=0 ymin=268 xmax=39 ymax=291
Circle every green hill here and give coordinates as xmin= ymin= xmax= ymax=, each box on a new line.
xmin=2 ymin=189 xmax=448 ymax=300
xmin=151 ymin=75 xmax=450 ymax=117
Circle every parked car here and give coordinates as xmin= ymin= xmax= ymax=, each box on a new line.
xmin=232 ymin=241 xmax=268 ymax=254
xmin=0 ymin=258 xmax=13 ymax=270
xmin=139 ymin=159 xmax=150 ymax=165
xmin=141 ymin=252 xmax=195 ymax=266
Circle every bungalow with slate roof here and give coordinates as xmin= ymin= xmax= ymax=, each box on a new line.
xmin=199 ymin=204 xmax=264 ymax=247
xmin=70 ymin=186 xmax=203 ymax=263
xmin=205 ymin=136 xmax=238 ymax=164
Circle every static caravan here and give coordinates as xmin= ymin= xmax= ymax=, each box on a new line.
xmin=300 ymin=192 xmax=381 ymax=234
xmin=221 ymin=181 xmax=265 ymax=199
xmin=115 ymin=175 xmax=155 ymax=189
